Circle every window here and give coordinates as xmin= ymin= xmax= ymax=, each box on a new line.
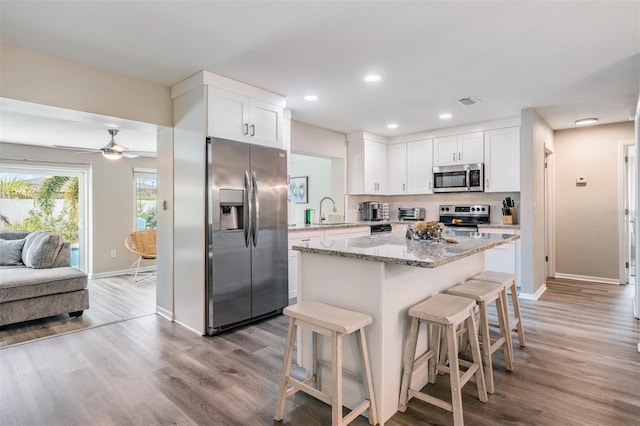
xmin=133 ymin=169 xmax=157 ymax=230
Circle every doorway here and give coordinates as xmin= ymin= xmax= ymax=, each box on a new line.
xmin=0 ymin=162 xmax=89 ymax=272
xmin=622 ymin=144 xmax=636 ymax=285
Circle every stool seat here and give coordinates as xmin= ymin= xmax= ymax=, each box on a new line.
xmin=284 ymin=301 xmax=372 ymax=335
xmin=408 ymin=293 xmax=476 ymax=325
xmin=473 ymin=271 xmax=515 ymax=286
xmin=447 ymin=280 xmax=504 ymax=302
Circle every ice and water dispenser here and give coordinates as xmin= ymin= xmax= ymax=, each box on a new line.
xmin=219 ymin=189 xmax=244 ymax=230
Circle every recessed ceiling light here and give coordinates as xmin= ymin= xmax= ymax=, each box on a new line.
xmin=439 ymin=113 xmax=452 ymax=119
xmin=387 ymin=123 xmax=399 ymax=129
xmin=574 ymin=118 xmax=598 ymax=126
xmin=364 ymin=74 xmax=381 ymax=82
xmin=304 ymin=95 xmax=318 ymax=101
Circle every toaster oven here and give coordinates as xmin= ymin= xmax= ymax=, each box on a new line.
xmin=398 ymin=207 xmax=425 ymax=221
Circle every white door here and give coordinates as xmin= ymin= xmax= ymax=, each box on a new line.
xmin=207 ymin=87 xmax=250 ymax=141
xmin=458 ymin=131 xmax=484 ymax=164
xmin=364 ymin=140 xmax=387 ymax=193
xmin=485 ymin=127 xmax=520 ymax=192
xmin=249 ymin=99 xmax=282 ymax=148
xmin=407 ymin=139 xmax=433 ymax=194
xmin=387 ymin=143 xmax=407 ymax=194
xmin=433 ymin=135 xmax=458 ymax=166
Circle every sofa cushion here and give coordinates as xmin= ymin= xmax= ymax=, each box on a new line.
xmin=0 ymin=230 xmax=31 ymax=241
xmin=0 ymin=238 xmax=26 ymax=266
xmin=22 ymin=231 xmax=64 ymax=269
xmin=0 ymin=267 xmax=87 ymax=303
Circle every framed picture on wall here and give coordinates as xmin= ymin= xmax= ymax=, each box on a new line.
xmin=288 ymin=176 xmax=308 ymax=203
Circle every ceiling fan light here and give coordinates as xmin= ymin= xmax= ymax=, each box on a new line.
xmin=102 ymin=149 xmax=122 ymax=160
xmin=574 ymin=117 xmax=598 ymax=126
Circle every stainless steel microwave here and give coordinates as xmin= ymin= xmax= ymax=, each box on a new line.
xmin=433 ymin=163 xmax=484 ymax=193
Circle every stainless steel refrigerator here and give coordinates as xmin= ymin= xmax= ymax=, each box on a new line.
xmin=206 ymin=137 xmax=288 ymax=334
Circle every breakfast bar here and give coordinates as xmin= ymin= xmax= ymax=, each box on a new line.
xmin=292 ymin=230 xmax=519 ymax=425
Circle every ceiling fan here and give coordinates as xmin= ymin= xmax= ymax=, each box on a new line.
xmin=54 ymin=129 xmax=156 ymax=160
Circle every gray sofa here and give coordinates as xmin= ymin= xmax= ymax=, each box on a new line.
xmin=0 ymin=230 xmax=89 ymax=326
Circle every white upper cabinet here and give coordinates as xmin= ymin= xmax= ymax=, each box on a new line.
xmin=347 ymin=132 xmax=387 ymax=194
xmin=387 ymin=143 xmax=407 ymax=194
xmin=208 ymin=87 xmax=283 ymax=148
xmin=433 ymin=131 xmax=484 ymax=166
xmin=406 ymin=139 xmax=434 ymax=194
xmin=484 ymin=127 xmax=520 ymax=192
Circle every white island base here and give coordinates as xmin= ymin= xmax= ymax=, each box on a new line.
xmin=297 ymin=250 xmax=485 ymax=425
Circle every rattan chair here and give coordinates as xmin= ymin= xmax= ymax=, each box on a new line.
xmin=125 ymin=229 xmax=156 ymax=282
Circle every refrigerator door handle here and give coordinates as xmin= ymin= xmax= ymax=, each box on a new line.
xmin=251 ymin=171 xmax=260 ymax=247
xmin=244 ymin=171 xmax=251 ymax=247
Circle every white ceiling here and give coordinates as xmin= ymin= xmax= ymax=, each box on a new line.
xmin=0 ymin=1 xmax=639 ymax=152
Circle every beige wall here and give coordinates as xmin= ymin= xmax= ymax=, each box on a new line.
xmin=291 ymin=120 xmax=347 ymax=159
xmin=0 ymin=142 xmax=156 ymax=276
xmin=0 ymin=44 xmax=172 ymax=127
xmin=554 ymin=122 xmax=634 ymax=280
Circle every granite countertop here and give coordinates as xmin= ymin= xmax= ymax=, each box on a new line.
xmin=292 ymin=230 xmax=519 ymax=268
xmin=288 ymin=220 xmax=408 ymax=232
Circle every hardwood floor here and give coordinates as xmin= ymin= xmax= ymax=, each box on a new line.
xmin=0 ymin=275 xmax=156 ymax=347
xmin=1 ymin=278 xmax=638 ymax=425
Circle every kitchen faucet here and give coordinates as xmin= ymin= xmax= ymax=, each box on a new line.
xmin=319 ymin=196 xmax=337 ymax=223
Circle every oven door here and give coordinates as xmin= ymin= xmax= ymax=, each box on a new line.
xmin=433 ymin=165 xmax=468 ymax=192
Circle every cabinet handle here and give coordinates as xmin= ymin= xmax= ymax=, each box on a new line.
xmin=250 ymin=124 xmax=255 ymax=136
xmin=453 ymin=153 xmax=456 ymax=162
xmin=428 ymin=182 xmax=432 ymax=190
xmin=302 ymin=238 xmax=311 ymax=242
xmin=458 ymin=152 xmax=462 ymax=161
xmin=243 ymin=123 xmax=249 ymax=135
xmin=485 ymin=178 xmax=489 ymax=189
xmin=402 ymin=183 xmax=406 ymax=191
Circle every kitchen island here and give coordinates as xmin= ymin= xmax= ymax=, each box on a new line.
xmin=292 ymin=230 xmax=519 ymax=425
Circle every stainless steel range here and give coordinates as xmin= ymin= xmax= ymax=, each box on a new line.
xmin=439 ymin=204 xmax=490 ymax=231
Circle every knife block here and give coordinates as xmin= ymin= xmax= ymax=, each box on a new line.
xmin=502 ymin=207 xmax=517 ymax=225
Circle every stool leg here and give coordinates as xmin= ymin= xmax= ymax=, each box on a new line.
xmin=465 ymin=313 xmax=488 ymax=403
xmin=428 ymin=324 xmax=440 ymax=384
xmin=478 ymin=301 xmax=494 ymax=394
xmin=398 ymin=317 xmax=420 ymax=412
xmin=313 ymin=331 xmax=321 ymax=390
xmin=510 ymin=283 xmax=526 ymax=347
xmin=357 ymin=328 xmax=378 ymax=426
xmin=497 ymin=290 xmax=514 ymax=371
xmin=445 ymin=323 xmax=464 ymax=426
xmin=275 ymin=318 xmax=296 ymax=421
xmin=332 ymin=330 xmax=343 ymax=426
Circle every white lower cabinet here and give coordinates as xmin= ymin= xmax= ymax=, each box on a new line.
xmin=288 ymin=226 xmax=371 ymax=299
xmin=481 ymin=227 xmax=521 ymax=288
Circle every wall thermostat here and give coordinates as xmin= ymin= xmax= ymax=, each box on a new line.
xmin=576 ymin=176 xmax=587 ymax=186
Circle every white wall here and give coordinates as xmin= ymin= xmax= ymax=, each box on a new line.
xmin=0 ymin=44 xmax=172 ymax=127
xmin=554 ymin=122 xmax=634 ymax=282
xmin=291 ymin=120 xmax=347 ymax=159
xmin=520 ymin=108 xmax=553 ymax=299
xmin=0 ymin=142 xmax=157 ymax=276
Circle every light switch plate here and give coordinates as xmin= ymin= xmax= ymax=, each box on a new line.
xmin=576 ymin=176 xmax=587 ymax=186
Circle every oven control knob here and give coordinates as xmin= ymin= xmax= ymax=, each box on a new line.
xmin=482 ymin=207 xmax=486 ymax=211
xmin=471 ymin=207 xmax=476 ymax=211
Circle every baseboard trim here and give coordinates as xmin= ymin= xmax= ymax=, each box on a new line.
xmin=174 ymin=319 xmax=204 ymax=336
xmin=519 ymin=284 xmax=547 ymax=300
xmin=156 ymin=306 xmax=173 ymax=321
xmin=89 ymin=266 xmax=155 ymax=280
xmin=288 ymin=289 xmax=298 ymax=300
xmin=555 ymin=273 xmax=620 ymax=285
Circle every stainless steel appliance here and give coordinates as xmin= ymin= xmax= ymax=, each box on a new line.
xmin=433 ymin=163 xmax=484 ymax=192
xmin=206 ymin=137 xmax=288 ymax=335
xmin=439 ymin=204 xmax=490 ymax=231
xmin=370 ymin=224 xmax=392 ymax=233
xmin=360 ymin=201 xmax=382 ymax=221
xmin=398 ymin=207 xmax=425 ymax=221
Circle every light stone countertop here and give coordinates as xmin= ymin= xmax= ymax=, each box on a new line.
xmin=478 ymin=223 xmax=521 ymax=230
xmin=292 ymin=229 xmax=519 ymax=268
xmin=288 ymin=220 xmax=408 ymax=232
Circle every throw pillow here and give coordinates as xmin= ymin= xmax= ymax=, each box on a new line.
xmin=22 ymin=231 xmax=64 ymax=269
xmin=0 ymin=238 xmax=26 ymax=266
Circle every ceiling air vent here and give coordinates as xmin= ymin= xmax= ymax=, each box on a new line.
xmin=456 ymin=96 xmax=481 ymax=106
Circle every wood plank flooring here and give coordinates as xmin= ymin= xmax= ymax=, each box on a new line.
xmin=1 ymin=278 xmax=638 ymax=425
xmin=0 ymin=275 xmax=156 ymax=347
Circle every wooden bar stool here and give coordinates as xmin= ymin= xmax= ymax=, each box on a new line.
xmin=274 ymin=301 xmax=377 ymax=426
xmin=399 ymin=293 xmax=488 ymax=426
xmin=473 ymin=271 xmax=526 ymax=348
xmin=446 ymin=280 xmax=514 ymax=394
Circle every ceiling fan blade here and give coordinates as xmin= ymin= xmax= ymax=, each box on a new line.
xmin=126 ymin=150 xmax=156 ymax=158
xmin=53 ymin=145 xmax=100 ymax=152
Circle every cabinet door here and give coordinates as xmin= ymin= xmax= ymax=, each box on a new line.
xmin=323 ymin=226 xmax=371 ymax=241
xmin=407 ymin=139 xmax=433 ymax=194
xmin=387 ymin=143 xmax=407 ymax=194
xmin=249 ymin=99 xmax=282 ymax=148
xmin=458 ymin=131 xmax=484 ymax=164
xmin=433 ymin=135 xmax=458 ymax=166
xmin=484 ymin=127 xmax=520 ymax=192
xmin=207 ymin=87 xmax=250 ymax=141
xmin=364 ymin=140 xmax=387 ymax=193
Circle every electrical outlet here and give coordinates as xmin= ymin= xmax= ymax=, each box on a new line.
xmin=110 ymin=250 xmax=117 ymax=258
